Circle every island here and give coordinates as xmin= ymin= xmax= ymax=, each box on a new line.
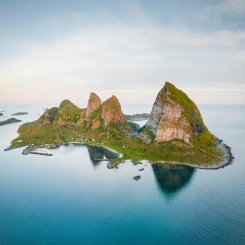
xmin=9 ymin=82 xmax=233 ymax=168
xmin=0 ymin=118 xmax=21 ymax=126
xmin=125 ymin=113 xmax=150 ymax=121
xmin=12 ymin=112 xmax=29 ymax=116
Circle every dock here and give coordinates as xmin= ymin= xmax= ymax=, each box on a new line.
xmin=28 ymin=149 xmax=53 ymax=156
xmin=29 ymin=151 xmax=53 ymax=156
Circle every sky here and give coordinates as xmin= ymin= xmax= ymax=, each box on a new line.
xmin=0 ymin=0 xmax=245 ymax=105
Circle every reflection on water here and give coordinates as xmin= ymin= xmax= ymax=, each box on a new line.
xmin=1 ymin=105 xmax=245 ymax=244
xmin=87 ymin=145 xmax=119 ymax=166
xmin=152 ymin=163 xmax=195 ymax=198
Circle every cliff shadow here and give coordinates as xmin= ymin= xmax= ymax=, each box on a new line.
xmin=87 ymin=145 xmax=119 ymax=167
xmin=151 ymin=163 xmax=195 ymax=199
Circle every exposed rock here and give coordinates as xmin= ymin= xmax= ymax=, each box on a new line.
xmin=22 ymin=148 xmax=29 ymax=155
xmin=85 ymin=92 xmax=102 ymax=118
xmin=4 ymin=146 xmax=12 ymax=151
xmin=91 ymin=119 xmax=101 ymax=129
xmin=133 ymin=175 xmax=141 ymax=181
xmin=131 ymin=160 xmax=143 ymax=165
xmin=139 ymin=82 xmax=211 ymax=144
xmin=107 ymin=161 xmax=115 ymax=169
xmin=0 ymin=113 xmax=3 ymax=116
xmin=101 ymin=95 xmax=126 ymax=127
xmin=156 ymin=102 xmax=191 ymax=143
xmin=10 ymin=93 xmax=128 ymax=148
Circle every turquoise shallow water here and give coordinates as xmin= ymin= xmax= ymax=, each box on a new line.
xmin=0 ymin=104 xmax=245 ymax=244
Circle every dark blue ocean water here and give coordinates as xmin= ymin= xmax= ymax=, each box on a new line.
xmin=0 ymin=104 xmax=245 ymax=245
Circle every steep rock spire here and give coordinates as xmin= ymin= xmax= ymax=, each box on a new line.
xmin=140 ymin=82 xmax=209 ymax=144
xmin=101 ymin=95 xmax=126 ymax=127
xmin=85 ymin=92 xmax=102 ymax=118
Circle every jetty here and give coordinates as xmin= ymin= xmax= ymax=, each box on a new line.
xmin=29 ymin=149 xmax=53 ymax=156
xmin=22 ymin=148 xmax=53 ymax=156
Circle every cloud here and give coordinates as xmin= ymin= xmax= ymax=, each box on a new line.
xmin=0 ymin=22 xmax=245 ymax=104
xmin=198 ymin=0 xmax=245 ymax=21
xmin=211 ymin=0 xmax=245 ymax=15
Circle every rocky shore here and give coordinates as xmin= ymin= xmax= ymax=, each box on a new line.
xmin=5 ymin=141 xmax=123 ymax=160
xmin=149 ymin=140 xmax=234 ymax=170
xmin=4 ymin=138 xmax=233 ymax=170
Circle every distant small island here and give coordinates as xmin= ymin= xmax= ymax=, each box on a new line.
xmin=12 ymin=112 xmax=29 ymax=116
xmin=0 ymin=118 xmax=21 ymax=126
xmin=8 ymin=82 xmax=233 ymax=168
xmin=125 ymin=113 xmax=150 ymax=121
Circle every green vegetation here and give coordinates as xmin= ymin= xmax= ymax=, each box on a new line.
xmin=103 ymin=133 xmax=223 ymax=166
xmin=56 ymin=100 xmax=81 ymax=123
xmin=11 ymin=118 xmax=223 ymax=166
xmin=163 ymin=82 xmax=198 ymax=111
xmin=10 ymin=84 xmax=225 ymax=167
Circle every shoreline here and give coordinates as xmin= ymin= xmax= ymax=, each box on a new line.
xmin=5 ymin=140 xmax=233 ymax=170
xmin=146 ymin=141 xmax=234 ymax=170
xmin=60 ymin=141 xmax=123 ymax=158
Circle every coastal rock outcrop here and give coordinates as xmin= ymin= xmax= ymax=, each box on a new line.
xmin=140 ymin=82 xmax=211 ymax=144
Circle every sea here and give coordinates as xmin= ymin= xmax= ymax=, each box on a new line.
xmin=0 ymin=104 xmax=245 ymax=245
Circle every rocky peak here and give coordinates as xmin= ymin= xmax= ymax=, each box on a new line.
xmin=101 ymin=95 xmax=126 ymax=127
xmin=140 ymin=82 xmax=207 ymax=144
xmin=56 ymin=99 xmax=81 ymax=124
xmin=59 ymin=99 xmax=75 ymax=109
xmin=86 ymin=92 xmax=102 ymax=118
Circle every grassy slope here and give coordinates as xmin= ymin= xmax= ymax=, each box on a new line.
xmin=11 ymin=121 xmax=223 ymax=166
xmin=11 ymin=94 xmax=224 ymax=166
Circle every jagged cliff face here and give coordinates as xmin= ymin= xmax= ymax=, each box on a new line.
xmin=85 ymin=92 xmax=102 ymax=118
xmin=140 ymin=82 xmax=207 ymax=144
xmin=36 ymin=84 xmax=207 ymax=146
xmin=101 ymin=95 xmax=126 ymax=127
xmin=155 ymin=101 xmax=191 ymax=143
xmin=84 ymin=93 xmax=126 ymax=128
xmin=39 ymin=94 xmax=125 ymax=129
